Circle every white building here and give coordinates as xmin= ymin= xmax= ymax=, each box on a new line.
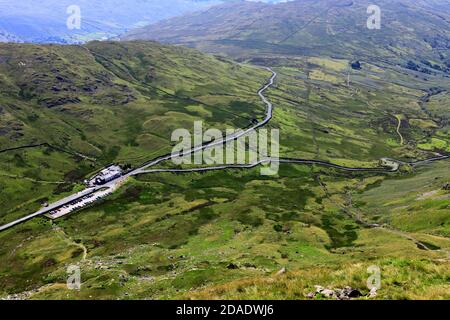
xmin=91 ymin=165 xmax=123 ymax=185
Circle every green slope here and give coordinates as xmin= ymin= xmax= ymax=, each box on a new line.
xmin=0 ymin=41 xmax=269 ymax=224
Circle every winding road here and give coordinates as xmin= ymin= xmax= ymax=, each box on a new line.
xmin=0 ymin=67 xmax=449 ymax=233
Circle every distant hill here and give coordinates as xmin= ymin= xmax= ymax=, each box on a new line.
xmin=121 ymin=0 xmax=450 ymax=68
xmin=0 ymin=0 xmax=296 ymax=44
xmin=0 ymin=0 xmax=222 ymax=44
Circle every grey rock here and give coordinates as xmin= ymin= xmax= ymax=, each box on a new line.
xmin=314 ymin=285 xmax=324 ymax=293
xmin=306 ymin=292 xmax=315 ymax=299
xmin=322 ymin=289 xmax=335 ymax=298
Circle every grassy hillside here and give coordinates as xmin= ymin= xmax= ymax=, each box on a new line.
xmin=0 ymin=163 xmax=448 ymax=299
xmin=264 ymin=56 xmax=450 ymax=164
xmin=0 ymin=41 xmax=269 ymax=224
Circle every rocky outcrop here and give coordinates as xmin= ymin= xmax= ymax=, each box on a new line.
xmin=306 ymin=285 xmax=371 ymax=300
xmin=39 ymin=96 xmax=81 ymax=108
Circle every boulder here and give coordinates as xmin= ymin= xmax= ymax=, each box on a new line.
xmin=310 ymin=285 xmax=364 ymax=300
xmin=315 ymin=285 xmax=325 ymax=293
xmin=322 ymin=289 xmax=335 ymax=298
xmin=342 ymin=286 xmax=362 ymax=298
xmin=306 ymin=292 xmax=315 ymax=299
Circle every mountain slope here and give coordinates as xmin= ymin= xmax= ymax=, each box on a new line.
xmin=122 ymin=0 xmax=450 ymax=68
xmin=0 ymin=41 xmax=268 ymax=224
